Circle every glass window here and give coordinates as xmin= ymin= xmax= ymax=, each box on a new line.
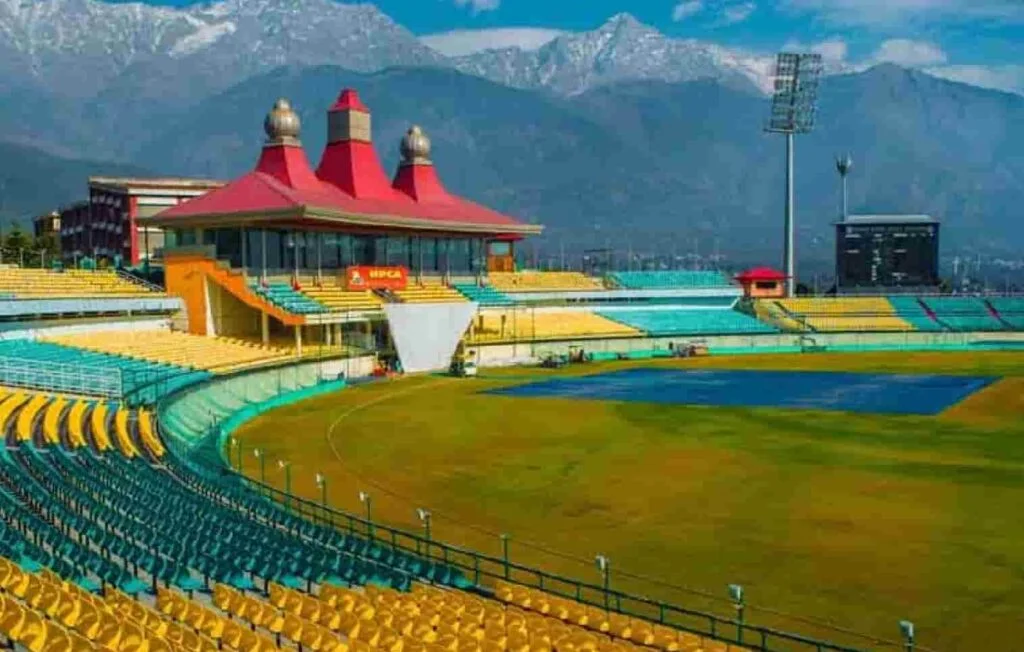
xmin=449 ymin=238 xmax=470 ymax=274
xmin=422 ymin=238 xmax=438 ymax=272
xmin=353 ymin=235 xmax=373 ymax=265
xmin=387 ymin=236 xmax=408 ymax=268
xmin=489 ymin=241 xmax=511 ymax=256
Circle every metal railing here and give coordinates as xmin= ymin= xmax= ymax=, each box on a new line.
xmin=230 ymin=472 xmax=871 ymax=652
xmin=154 ymin=375 xmax=906 ymax=652
xmin=0 ymin=356 xmax=122 ymax=398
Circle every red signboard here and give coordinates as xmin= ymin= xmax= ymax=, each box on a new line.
xmin=345 ymin=265 xmax=408 ymax=291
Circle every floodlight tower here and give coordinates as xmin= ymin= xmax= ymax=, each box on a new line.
xmin=836 ymin=153 xmax=853 ymax=220
xmin=765 ymin=52 xmax=823 ymax=297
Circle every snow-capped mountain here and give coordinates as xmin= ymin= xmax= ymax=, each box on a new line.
xmin=0 ymin=0 xmax=443 ymax=98
xmin=449 ymin=14 xmax=775 ymax=96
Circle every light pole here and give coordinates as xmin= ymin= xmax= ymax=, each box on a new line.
xmin=900 ymin=620 xmax=915 ymax=652
xmin=359 ymin=491 xmax=373 ymax=540
xmin=729 ymin=584 xmax=745 ymax=643
xmin=595 ymin=555 xmax=610 ymax=609
xmin=278 ymin=460 xmax=291 ymax=514
xmin=315 ymin=472 xmax=328 ymax=521
xmin=500 ymin=533 xmax=510 ymax=580
xmin=230 ymin=437 xmax=241 ymax=472
xmin=416 ymin=508 xmax=432 ymax=555
xmin=254 ymin=449 xmax=266 ymax=486
xmin=765 ymin=52 xmax=823 ymax=297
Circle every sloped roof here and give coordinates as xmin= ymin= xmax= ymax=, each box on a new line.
xmin=735 ymin=267 xmax=787 ymax=282
xmin=149 ymin=89 xmax=539 ymax=237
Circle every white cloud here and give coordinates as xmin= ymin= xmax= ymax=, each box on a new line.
xmin=420 ymin=28 xmax=566 ymax=57
xmin=719 ymin=2 xmax=757 ymax=25
xmin=453 ymin=0 xmax=500 ymax=14
xmin=783 ymin=38 xmax=848 ymax=63
xmin=926 ymin=64 xmax=1024 ymax=95
xmin=871 ymin=38 xmax=948 ymax=66
xmin=672 ymin=1 xmax=704 ymax=21
xmin=780 ymin=0 xmax=1024 ymax=27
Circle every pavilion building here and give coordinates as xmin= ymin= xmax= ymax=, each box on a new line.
xmin=141 ymin=89 xmax=541 ymax=356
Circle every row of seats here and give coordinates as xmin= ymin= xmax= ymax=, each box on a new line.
xmin=43 ymin=330 xmax=293 ymax=373
xmin=252 ymin=281 xmax=329 ymax=314
xmin=0 ymin=339 xmax=209 ymax=401
xmin=302 ymin=279 xmax=385 ymax=312
xmin=208 ymin=577 xmax=746 ymax=652
xmin=768 ymin=296 xmax=1024 ymax=333
xmin=488 ymin=272 xmax=605 ymax=293
xmin=467 ymin=310 xmax=640 ymax=343
xmin=608 ymin=271 xmax=733 ymax=291
xmin=0 ymin=372 xmax=757 ymax=652
xmin=918 ymin=297 xmax=1007 ymax=331
xmin=774 ymin=298 xmax=915 ymax=333
xmin=988 ymin=297 xmax=1024 ymax=329
xmin=598 ymin=310 xmax=777 ymax=337
xmin=0 ymin=559 xmax=186 ymax=651
xmin=0 ymin=267 xmax=159 ymax=298
xmin=452 ymin=284 xmax=516 ymax=307
xmin=394 ymin=281 xmax=468 ymax=304
xmin=0 ymin=385 xmax=164 ymax=458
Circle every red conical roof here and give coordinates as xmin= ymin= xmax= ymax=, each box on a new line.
xmin=330 ymin=89 xmax=369 ymax=113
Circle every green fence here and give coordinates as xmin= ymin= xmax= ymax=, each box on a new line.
xmin=153 ymin=370 xmax=927 ymax=652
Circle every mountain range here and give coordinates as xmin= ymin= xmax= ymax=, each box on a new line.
xmin=0 ymin=0 xmax=1021 ymax=268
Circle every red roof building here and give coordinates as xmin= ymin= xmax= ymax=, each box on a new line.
xmin=144 ymin=91 xmax=540 ymax=277
xmin=735 ymin=267 xmax=787 ymax=299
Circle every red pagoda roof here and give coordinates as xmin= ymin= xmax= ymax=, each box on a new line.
xmin=147 ymin=90 xmax=540 ymax=237
xmin=735 ymin=267 xmax=787 ymax=282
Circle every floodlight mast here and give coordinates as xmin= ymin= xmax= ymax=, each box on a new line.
xmin=765 ymin=52 xmax=823 ymax=297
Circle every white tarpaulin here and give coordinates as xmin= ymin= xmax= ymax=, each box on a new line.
xmin=383 ymin=302 xmax=478 ymax=373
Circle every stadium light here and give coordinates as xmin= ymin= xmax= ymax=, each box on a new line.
xmin=729 ymin=584 xmax=745 ymax=643
xmin=229 ymin=437 xmax=241 ymax=472
xmin=899 ymin=620 xmax=915 ymax=652
xmin=359 ymin=491 xmax=373 ymax=540
xmin=253 ymin=448 xmax=266 ymax=485
xmin=595 ymin=555 xmax=610 ymax=609
xmin=315 ymin=472 xmax=327 ymax=511
xmin=416 ymin=508 xmax=432 ymax=542
xmin=765 ymin=52 xmax=823 ymax=297
xmin=278 ymin=460 xmax=292 ymax=514
xmin=500 ymin=534 xmax=511 ymax=580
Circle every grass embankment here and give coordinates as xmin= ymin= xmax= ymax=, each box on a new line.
xmin=233 ymin=351 xmax=1024 ymax=651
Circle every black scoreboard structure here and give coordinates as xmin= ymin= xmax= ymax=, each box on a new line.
xmin=835 ymin=214 xmax=939 ymax=292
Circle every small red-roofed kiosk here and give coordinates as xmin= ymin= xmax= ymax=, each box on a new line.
xmin=735 ymin=267 xmax=787 ymax=299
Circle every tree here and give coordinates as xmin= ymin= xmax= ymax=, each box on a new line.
xmin=33 ymin=233 xmax=60 ymax=267
xmin=2 ymin=225 xmax=30 ymax=265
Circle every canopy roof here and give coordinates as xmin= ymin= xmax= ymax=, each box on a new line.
xmin=144 ymin=90 xmax=540 ymax=238
xmin=735 ymin=267 xmax=787 ymax=282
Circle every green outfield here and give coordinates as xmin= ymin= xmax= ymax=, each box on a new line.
xmin=233 ymin=351 xmax=1024 ymax=650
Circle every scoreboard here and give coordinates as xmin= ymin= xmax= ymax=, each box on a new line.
xmin=835 ymin=215 xmax=939 ymax=291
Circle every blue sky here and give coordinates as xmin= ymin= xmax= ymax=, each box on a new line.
xmin=143 ymin=0 xmax=1024 ymax=93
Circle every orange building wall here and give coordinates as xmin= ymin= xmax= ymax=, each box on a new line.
xmin=164 ymin=249 xmax=305 ymax=335
xmin=742 ymin=281 xmax=785 ymax=299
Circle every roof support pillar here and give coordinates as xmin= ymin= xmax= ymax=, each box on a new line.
xmin=260 ymin=229 xmax=268 ymax=282
xmin=261 ymin=312 xmax=269 ymax=346
xmin=316 ymin=232 xmax=323 ymax=284
xmin=294 ymin=324 xmax=303 ymax=357
xmin=241 ymin=227 xmax=248 ymax=276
